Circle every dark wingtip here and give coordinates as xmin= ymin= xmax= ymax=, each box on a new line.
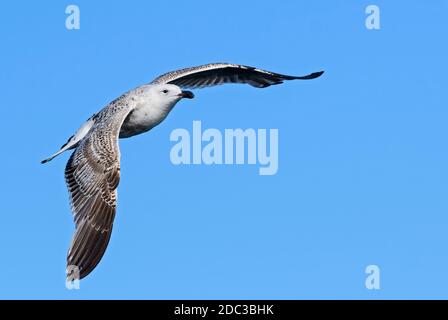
xmin=295 ymin=71 xmax=324 ymax=80
xmin=41 ymin=157 xmax=53 ymax=164
xmin=311 ymin=70 xmax=325 ymax=78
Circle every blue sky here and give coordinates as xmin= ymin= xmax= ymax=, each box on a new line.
xmin=0 ymin=1 xmax=447 ymax=299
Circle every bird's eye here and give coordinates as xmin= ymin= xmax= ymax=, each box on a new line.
xmin=162 ymin=89 xmax=169 ymax=94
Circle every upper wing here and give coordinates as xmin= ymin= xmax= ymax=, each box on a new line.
xmin=65 ymin=101 xmax=132 ymax=280
xmin=151 ymin=63 xmax=324 ymax=89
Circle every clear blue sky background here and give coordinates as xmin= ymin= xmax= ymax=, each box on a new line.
xmin=0 ymin=1 xmax=447 ymax=299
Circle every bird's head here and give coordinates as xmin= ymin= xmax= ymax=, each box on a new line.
xmin=146 ymin=84 xmax=194 ymax=106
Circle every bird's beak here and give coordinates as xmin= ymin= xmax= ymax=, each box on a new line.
xmin=179 ymin=90 xmax=194 ymax=99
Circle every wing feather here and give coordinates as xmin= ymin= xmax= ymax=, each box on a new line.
xmin=151 ymin=63 xmax=323 ymax=89
xmin=65 ymin=100 xmax=132 ymax=280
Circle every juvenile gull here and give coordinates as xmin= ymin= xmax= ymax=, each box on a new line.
xmin=41 ymin=63 xmax=324 ymax=280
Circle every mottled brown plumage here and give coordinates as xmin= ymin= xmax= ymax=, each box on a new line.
xmin=65 ymin=99 xmax=130 ymax=279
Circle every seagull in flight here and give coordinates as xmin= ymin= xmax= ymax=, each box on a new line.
xmin=42 ymin=63 xmax=324 ymax=280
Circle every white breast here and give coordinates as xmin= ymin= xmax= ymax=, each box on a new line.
xmin=119 ymin=96 xmax=176 ymax=138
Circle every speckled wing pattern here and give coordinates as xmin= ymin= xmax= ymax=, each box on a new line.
xmin=65 ymin=97 xmax=132 ymax=279
xmin=151 ymin=62 xmax=324 ymax=89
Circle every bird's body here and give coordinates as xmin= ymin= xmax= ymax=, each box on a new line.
xmin=119 ymin=85 xmax=192 ymax=138
xmin=42 ymin=63 xmax=324 ymax=280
